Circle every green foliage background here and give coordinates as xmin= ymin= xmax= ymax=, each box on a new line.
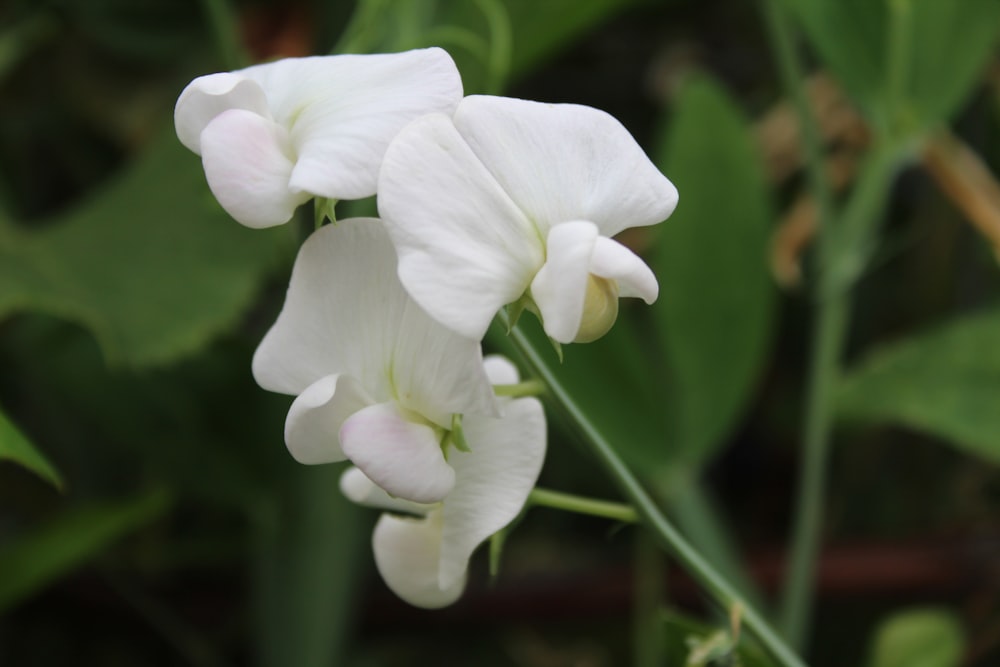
xmin=2 ymin=0 xmax=1000 ymax=665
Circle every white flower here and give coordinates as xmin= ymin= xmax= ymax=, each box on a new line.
xmin=252 ymin=218 xmax=498 ymax=504
xmin=174 ymin=48 xmax=463 ymax=228
xmin=378 ymin=95 xmax=679 ymax=344
xmin=340 ymin=356 xmax=546 ymax=609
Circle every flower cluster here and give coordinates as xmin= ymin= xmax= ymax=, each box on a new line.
xmin=176 ymin=47 xmax=677 ymax=608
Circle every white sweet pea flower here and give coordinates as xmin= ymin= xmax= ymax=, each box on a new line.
xmin=174 ymin=48 xmax=462 ymax=228
xmin=252 ymin=218 xmax=498 ymax=504
xmin=378 ymin=95 xmax=679 ymax=344
xmin=341 ymin=356 xmax=546 ymax=609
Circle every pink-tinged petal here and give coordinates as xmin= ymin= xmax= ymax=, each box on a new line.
xmin=590 ymin=236 xmax=659 ymax=303
xmin=437 ymin=397 xmax=546 ymax=590
xmin=234 ymin=49 xmax=463 ymax=200
xmin=174 ymin=72 xmax=271 ymax=154
xmin=373 ymin=511 xmax=465 ymax=609
xmin=530 ymin=221 xmax=600 ymax=343
xmin=283 ymin=374 xmax=373 ymax=465
xmin=340 ymin=402 xmax=454 ymax=504
xmin=200 ymin=109 xmax=310 ymax=228
xmin=454 ymin=95 xmax=679 ymax=237
xmin=379 ymin=113 xmax=543 ymax=341
xmin=339 ymin=467 xmax=433 ymax=516
xmin=483 ymin=355 xmax=520 ymax=386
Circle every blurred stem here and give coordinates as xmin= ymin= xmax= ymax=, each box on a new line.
xmin=506 ymin=319 xmax=808 ymax=667
xmin=633 ymin=529 xmax=666 ymax=667
xmin=760 ymin=0 xmax=833 ymax=229
xmin=885 ymin=0 xmax=913 ymax=135
xmin=777 ymin=145 xmax=901 ymax=650
xmin=493 ymin=378 xmax=546 ymax=397
xmin=199 ymin=0 xmax=249 ymax=70
xmin=473 ymin=0 xmax=512 ymax=94
xmin=529 ymin=487 xmax=638 ymax=523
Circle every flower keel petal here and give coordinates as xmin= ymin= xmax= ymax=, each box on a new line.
xmin=340 ymin=402 xmax=455 ymax=504
xmin=373 ymin=511 xmax=464 ymax=609
xmin=530 ymin=221 xmax=600 ymax=343
xmin=284 ymin=374 xmax=373 ymax=465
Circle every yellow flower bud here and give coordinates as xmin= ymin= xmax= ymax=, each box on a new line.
xmin=573 ymin=275 xmax=619 ymax=343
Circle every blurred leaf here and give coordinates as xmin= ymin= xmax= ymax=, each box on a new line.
xmin=253 ymin=466 xmax=367 ymax=667
xmin=651 ymin=74 xmax=776 ymax=467
xmin=784 ymin=0 xmax=1000 ymax=132
xmin=0 ymin=403 xmax=62 ymax=489
xmin=837 ymin=308 xmax=1000 ymax=464
xmin=0 ymin=488 xmax=170 ymax=613
xmin=0 ymin=127 xmax=289 ymax=367
xmin=867 ymin=607 xmax=964 ymax=667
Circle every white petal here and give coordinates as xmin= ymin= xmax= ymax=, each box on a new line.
xmin=174 ymin=72 xmax=271 ymax=154
xmin=438 ymin=397 xmax=546 ymax=590
xmin=373 ymin=511 xmax=465 ymax=609
xmin=454 ymin=95 xmax=679 ymax=237
xmin=239 ymin=48 xmax=463 ymax=200
xmin=530 ymin=221 xmax=599 ymax=343
xmin=340 ymin=402 xmax=455 ymax=504
xmin=339 ymin=467 xmax=433 ymax=516
xmin=199 ymin=109 xmax=309 ymax=228
xmin=590 ymin=236 xmax=659 ymax=303
xmin=283 ymin=374 xmax=373 ymax=465
xmin=252 ymin=219 xmax=496 ymax=422
xmin=379 ymin=113 xmax=543 ymax=341
xmin=483 ymin=355 xmax=520 ymax=386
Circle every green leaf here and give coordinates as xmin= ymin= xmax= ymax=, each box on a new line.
xmin=867 ymin=607 xmax=964 ymax=667
xmin=837 ymin=308 xmax=1000 ymax=464
xmin=784 ymin=0 xmax=1000 ymax=132
xmin=0 ymin=403 xmax=62 ymax=489
xmin=0 ymin=127 xmax=289 ymax=367
xmin=0 ymin=489 xmax=170 ymax=612
xmin=651 ymin=75 xmax=776 ymax=467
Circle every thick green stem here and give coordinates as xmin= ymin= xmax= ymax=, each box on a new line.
xmin=777 ymin=146 xmax=901 ymax=649
xmin=493 ymin=378 xmax=546 ymax=397
xmin=507 ymin=321 xmax=808 ymax=667
xmin=529 ymin=487 xmax=638 ymax=523
xmin=199 ymin=0 xmax=248 ymax=70
xmin=633 ymin=529 xmax=666 ymax=667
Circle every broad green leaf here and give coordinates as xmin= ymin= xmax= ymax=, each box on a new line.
xmin=867 ymin=607 xmax=964 ymax=667
xmin=0 ymin=489 xmax=170 ymax=612
xmin=651 ymin=75 xmax=776 ymax=467
xmin=0 ymin=403 xmax=62 ymax=489
xmin=0 ymin=127 xmax=289 ymax=367
xmin=837 ymin=308 xmax=1000 ymax=464
xmin=784 ymin=0 xmax=1000 ymax=132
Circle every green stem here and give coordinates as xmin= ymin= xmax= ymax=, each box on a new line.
xmin=633 ymin=529 xmax=667 ymax=667
xmin=761 ymin=0 xmax=833 ymax=227
xmin=493 ymin=378 xmax=546 ymax=397
xmin=506 ymin=321 xmax=808 ymax=667
xmin=777 ymin=145 xmax=901 ymax=650
xmin=199 ymin=0 xmax=248 ymax=70
xmin=529 ymin=487 xmax=638 ymax=523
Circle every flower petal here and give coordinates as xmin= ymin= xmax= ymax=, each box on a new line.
xmin=199 ymin=109 xmax=310 ymax=228
xmin=530 ymin=221 xmax=600 ymax=343
xmin=252 ymin=219 xmax=496 ymax=422
xmin=340 ymin=402 xmax=455 ymax=504
xmin=283 ymin=374 xmax=373 ymax=465
xmin=437 ymin=396 xmax=546 ymax=590
xmin=373 ymin=511 xmax=465 ymax=609
xmin=232 ymin=49 xmax=462 ymax=200
xmin=590 ymin=236 xmax=659 ymax=303
xmin=339 ymin=467 xmax=433 ymax=516
xmin=379 ymin=112 xmax=543 ymax=341
xmin=483 ymin=355 xmax=520 ymax=386
xmin=453 ymin=95 xmax=679 ymax=237
xmin=174 ymin=72 xmax=271 ymax=154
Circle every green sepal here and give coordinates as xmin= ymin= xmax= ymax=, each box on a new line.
xmin=449 ymin=414 xmax=471 ymax=453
